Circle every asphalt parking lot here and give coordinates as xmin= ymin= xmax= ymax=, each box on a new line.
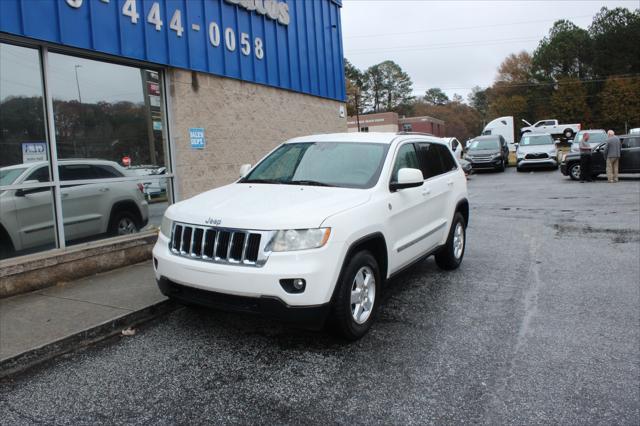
xmin=1 ymin=168 xmax=639 ymax=425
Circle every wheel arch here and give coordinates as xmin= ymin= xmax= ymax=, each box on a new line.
xmin=108 ymin=200 xmax=143 ymax=228
xmin=455 ymin=198 xmax=470 ymax=228
xmin=0 ymin=222 xmax=16 ymax=251
xmin=331 ymin=232 xmax=389 ymax=302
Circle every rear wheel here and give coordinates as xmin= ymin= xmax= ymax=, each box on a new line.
xmin=569 ymin=162 xmax=581 ymax=181
xmin=564 ymin=129 xmax=574 ymax=139
xmin=435 ymin=212 xmax=466 ymax=270
xmin=330 ymin=251 xmax=381 ymax=341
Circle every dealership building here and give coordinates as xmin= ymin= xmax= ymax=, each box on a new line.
xmin=0 ymin=0 xmax=346 ymax=295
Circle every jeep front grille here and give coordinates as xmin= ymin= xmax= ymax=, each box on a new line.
xmin=170 ymin=223 xmax=267 ymax=266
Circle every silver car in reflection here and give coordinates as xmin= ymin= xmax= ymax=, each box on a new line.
xmin=0 ymin=159 xmax=148 ymax=257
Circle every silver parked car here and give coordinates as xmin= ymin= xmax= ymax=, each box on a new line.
xmin=516 ymin=133 xmax=558 ymax=171
xmin=1 ymin=159 xmax=149 ymax=257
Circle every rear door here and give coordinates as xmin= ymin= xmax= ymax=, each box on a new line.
xmin=415 ymin=142 xmax=453 ymax=249
xmin=620 ymin=137 xmax=640 ymax=172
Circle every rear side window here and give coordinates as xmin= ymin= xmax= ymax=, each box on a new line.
xmin=436 ymin=144 xmax=458 ymax=172
xmin=93 ymin=165 xmax=124 ymax=178
xmin=59 ymin=164 xmax=94 ymax=181
xmin=622 ymin=137 xmax=640 ymax=148
xmin=416 ymin=143 xmax=446 ymax=179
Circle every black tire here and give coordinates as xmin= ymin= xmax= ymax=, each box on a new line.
xmin=330 ymin=251 xmax=381 ymax=341
xmin=516 ymin=166 xmax=524 ymax=172
xmin=435 ymin=212 xmax=466 ymax=270
xmin=564 ymin=129 xmax=574 ymax=139
xmin=568 ymin=162 xmax=581 ymax=181
xmin=0 ymin=227 xmax=15 ymax=259
xmin=500 ymin=159 xmax=507 ymax=172
xmin=108 ymin=210 xmax=140 ymax=236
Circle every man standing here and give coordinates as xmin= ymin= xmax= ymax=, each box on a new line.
xmin=579 ymin=132 xmax=592 ymax=182
xmin=604 ymin=130 xmax=621 ymax=183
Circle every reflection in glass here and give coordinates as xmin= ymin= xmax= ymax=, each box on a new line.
xmin=57 ymin=159 xmax=149 ymax=246
xmin=0 ymin=187 xmax=57 ymax=259
xmin=48 ymin=53 xmax=166 ymax=171
xmin=0 ymin=43 xmax=49 ymax=170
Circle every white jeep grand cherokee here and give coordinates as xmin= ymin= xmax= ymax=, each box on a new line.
xmin=153 ymin=132 xmax=469 ymax=340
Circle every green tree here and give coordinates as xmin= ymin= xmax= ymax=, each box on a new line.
xmin=362 ymin=61 xmax=413 ymax=113
xmin=597 ymin=77 xmax=640 ymax=131
xmin=532 ymin=20 xmax=592 ymax=80
xmin=424 ymin=88 xmax=449 ymax=105
xmin=344 ymin=58 xmax=366 ymax=117
xmin=550 ymin=78 xmax=591 ymax=124
xmin=589 ymin=7 xmax=640 ymax=77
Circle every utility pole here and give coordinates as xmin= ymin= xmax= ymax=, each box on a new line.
xmin=74 ymin=64 xmax=82 ymax=103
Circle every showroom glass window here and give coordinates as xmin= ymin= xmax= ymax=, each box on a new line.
xmin=0 ymin=43 xmax=57 ymax=259
xmin=0 ymin=42 xmax=171 ymax=260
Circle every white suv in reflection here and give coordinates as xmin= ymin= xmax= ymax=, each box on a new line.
xmin=0 ymin=159 xmax=149 ymax=258
xmin=154 ymin=133 xmax=469 ymax=340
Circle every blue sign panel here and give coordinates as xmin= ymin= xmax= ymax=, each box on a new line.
xmin=0 ymin=0 xmax=345 ymax=101
xmin=189 ymin=128 xmax=206 ymax=149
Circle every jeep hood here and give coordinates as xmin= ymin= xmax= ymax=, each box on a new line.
xmin=166 ymin=183 xmax=371 ymax=230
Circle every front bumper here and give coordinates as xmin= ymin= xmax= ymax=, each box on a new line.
xmin=152 ymin=233 xmax=343 ymax=308
xmin=468 ymin=158 xmax=503 ymax=169
xmin=517 ymin=158 xmax=558 ymax=168
xmin=157 ymin=277 xmax=331 ymax=328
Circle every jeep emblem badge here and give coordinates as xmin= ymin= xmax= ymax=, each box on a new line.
xmin=205 ymin=217 xmax=222 ymax=226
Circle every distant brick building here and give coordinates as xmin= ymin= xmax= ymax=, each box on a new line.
xmin=347 ymin=112 xmax=445 ymax=136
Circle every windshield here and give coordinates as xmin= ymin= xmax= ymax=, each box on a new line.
xmin=575 ymin=132 xmax=606 ymax=144
xmin=0 ymin=167 xmax=28 ymax=186
xmin=242 ymin=142 xmax=389 ymax=189
xmin=468 ymin=139 xmax=499 ymax=150
xmin=520 ymin=135 xmax=553 ymax=146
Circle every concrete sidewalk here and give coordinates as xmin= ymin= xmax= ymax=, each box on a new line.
xmin=0 ymin=261 xmax=174 ymax=377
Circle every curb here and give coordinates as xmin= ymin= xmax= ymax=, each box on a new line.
xmin=0 ymin=299 xmax=177 ymax=380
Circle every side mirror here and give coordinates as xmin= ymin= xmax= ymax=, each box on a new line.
xmin=15 ymin=180 xmax=43 ymax=197
xmin=390 ymin=168 xmax=424 ymax=192
xmin=239 ymin=164 xmax=252 ymax=178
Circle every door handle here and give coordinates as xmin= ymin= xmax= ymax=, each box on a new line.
xmin=447 ymin=180 xmax=454 ymax=186
xmin=99 ymin=187 xmax=110 ymax=192
xmin=422 ymin=188 xmax=431 ymax=196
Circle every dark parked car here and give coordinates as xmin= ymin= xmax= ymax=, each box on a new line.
xmin=464 ymin=135 xmax=509 ymax=172
xmin=560 ymin=134 xmax=640 ymax=180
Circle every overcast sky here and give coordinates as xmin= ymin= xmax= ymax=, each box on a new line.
xmin=341 ymin=0 xmax=640 ymax=101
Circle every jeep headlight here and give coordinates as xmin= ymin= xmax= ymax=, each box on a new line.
xmin=266 ymin=228 xmax=331 ymax=252
xmin=160 ymin=215 xmax=172 ymax=238
xmin=492 ymin=152 xmax=501 ymax=159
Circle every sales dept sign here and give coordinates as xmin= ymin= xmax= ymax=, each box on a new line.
xmin=190 ymin=128 xmax=206 ymax=150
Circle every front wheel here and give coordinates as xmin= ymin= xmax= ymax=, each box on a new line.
xmin=108 ymin=210 xmax=140 ymax=236
xmin=330 ymin=251 xmax=381 ymax=341
xmin=435 ymin=212 xmax=466 ymax=270
xmin=568 ymin=162 xmax=581 ymax=181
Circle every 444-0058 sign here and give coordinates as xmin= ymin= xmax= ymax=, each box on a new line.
xmin=3 ymin=0 xmax=346 ymax=101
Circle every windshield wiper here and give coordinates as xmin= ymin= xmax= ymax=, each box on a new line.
xmin=287 ymin=180 xmax=335 ymax=187
xmin=241 ymin=178 xmax=284 ymax=184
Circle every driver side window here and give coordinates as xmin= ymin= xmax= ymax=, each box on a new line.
xmin=391 ymin=143 xmax=419 ymax=182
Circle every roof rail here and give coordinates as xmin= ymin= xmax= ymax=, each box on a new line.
xmin=396 ymin=131 xmax=434 ymax=137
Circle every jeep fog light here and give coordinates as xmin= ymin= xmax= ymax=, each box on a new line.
xmin=267 ymin=228 xmax=331 ymax=252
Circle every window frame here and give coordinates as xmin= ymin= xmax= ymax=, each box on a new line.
xmin=0 ymin=35 xmax=175 ymax=258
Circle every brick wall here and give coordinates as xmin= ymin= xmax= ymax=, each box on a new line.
xmin=168 ymin=70 xmax=347 ymax=200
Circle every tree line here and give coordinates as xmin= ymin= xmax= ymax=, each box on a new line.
xmin=346 ymin=6 xmax=640 ymax=142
